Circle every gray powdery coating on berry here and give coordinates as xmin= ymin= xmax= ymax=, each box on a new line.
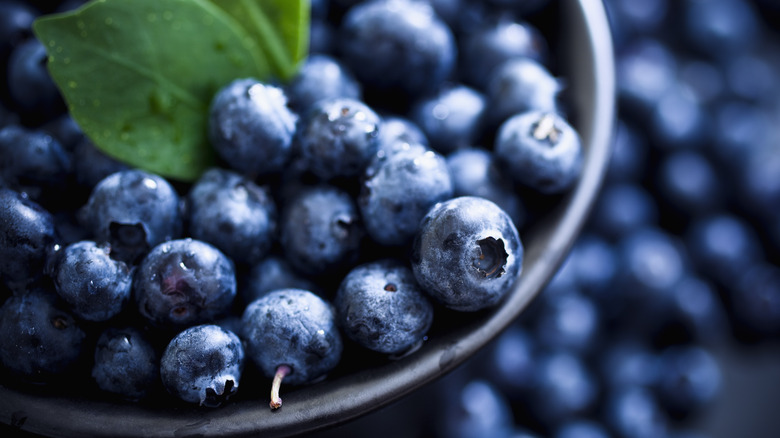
xmin=241 ymin=289 xmax=343 ymax=386
xmin=0 ymin=188 xmax=58 ymax=292
xmin=286 ymin=54 xmax=362 ymax=113
xmin=52 ymin=240 xmax=133 ymax=321
xmin=411 ymin=196 xmax=523 ymax=312
xmin=485 ymin=58 xmax=561 ymax=128
xmin=187 ymin=168 xmax=277 ymax=266
xmin=160 ymin=324 xmax=244 ymax=407
xmin=495 ymin=111 xmax=583 ymax=194
xmin=208 ymin=79 xmax=297 ymax=176
xmin=334 ymin=259 xmax=434 ymax=355
xmin=78 ymin=169 xmax=182 ymax=258
xmin=294 ymin=97 xmax=381 ymax=180
xmin=92 ymin=327 xmax=159 ymax=400
xmin=134 ymin=238 xmax=237 ymax=328
xmin=0 ymin=288 xmax=86 ymax=383
xmin=410 ymin=84 xmax=486 ymax=154
xmin=359 ymin=144 xmax=453 ymax=246
xmin=280 ymin=185 xmax=364 ymax=276
xmin=0 ymin=125 xmax=72 ymax=201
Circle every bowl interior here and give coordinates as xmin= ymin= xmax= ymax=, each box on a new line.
xmin=0 ymin=0 xmax=615 ymax=436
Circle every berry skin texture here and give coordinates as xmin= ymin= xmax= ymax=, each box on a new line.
xmin=280 ymin=185 xmax=364 ymax=277
xmin=485 ymin=58 xmax=561 ymax=128
xmin=91 ymin=327 xmax=159 ymax=401
xmin=495 ymin=111 xmax=583 ymax=194
xmin=208 ymin=79 xmax=297 ymax=177
xmin=0 ymin=188 xmax=58 ymax=292
xmin=339 ymin=0 xmax=456 ymax=97
xmin=78 ymin=169 xmax=182 ymax=264
xmin=294 ymin=97 xmax=380 ymax=181
xmin=0 ymin=125 xmax=72 ymax=202
xmin=410 ymin=84 xmax=486 ymax=154
xmin=186 ymin=168 xmax=277 ymax=266
xmin=285 ymin=54 xmax=362 ymax=113
xmin=51 ymin=240 xmax=133 ymax=322
xmin=0 ymin=288 xmax=86 ymax=383
xmin=359 ymin=143 xmax=453 ymax=246
xmin=160 ymin=324 xmax=245 ymax=407
xmin=334 ymin=259 xmax=434 ymax=355
xmin=411 ymin=196 xmax=523 ymax=312
xmin=134 ymin=238 xmax=237 ymax=329
xmin=241 ymin=288 xmax=342 ymax=386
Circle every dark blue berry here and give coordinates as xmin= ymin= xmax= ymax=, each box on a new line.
xmin=534 ymin=290 xmax=600 ymax=354
xmin=589 ymin=183 xmax=658 ymax=241
xmin=240 ymin=255 xmax=319 ymax=305
xmin=484 ymin=324 xmax=536 ymax=399
xmin=339 ymin=0 xmax=456 ymax=97
xmin=78 ymin=169 xmax=182 ymax=264
xmin=411 ymin=196 xmax=523 ymax=311
xmin=241 ymin=288 xmax=342 ymax=386
xmin=655 ymin=345 xmax=721 ymax=416
xmin=604 ymin=385 xmax=669 ymax=438
xmin=334 ymin=259 xmax=433 ymax=355
xmin=375 ymin=115 xmax=429 ymax=153
xmin=0 ymin=287 xmax=85 ymax=383
xmin=530 ymin=350 xmax=599 ymax=424
xmin=133 ymin=238 xmax=236 ymax=328
xmin=208 ymin=78 xmax=297 ymax=177
xmin=92 ymin=326 xmax=159 ymax=400
xmin=730 ymin=263 xmax=780 ymax=336
xmin=359 ymin=143 xmax=453 ymax=246
xmin=51 ymin=240 xmax=132 ymax=321
xmin=286 ymin=54 xmax=361 ymax=113
xmin=555 ymin=419 xmax=610 ymax=438
xmin=293 ymin=97 xmax=380 ymax=180
xmin=186 ymin=168 xmax=277 ymax=266
xmin=7 ymin=38 xmax=64 ymax=120
xmin=280 ymin=185 xmax=364 ymax=277
xmin=435 ymin=379 xmax=516 ymax=438
xmin=484 ymin=58 xmax=561 ymax=129
xmin=494 ymin=111 xmax=582 ymax=194
xmin=0 ymin=188 xmax=58 ymax=292
xmin=657 ymin=150 xmax=722 ymax=216
xmin=160 ymin=324 xmax=244 ymax=407
xmin=71 ymin=137 xmax=130 ymax=190
xmin=410 ymin=84 xmax=486 ymax=154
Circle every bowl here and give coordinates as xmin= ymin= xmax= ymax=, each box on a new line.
xmin=0 ymin=0 xmax=615 ymax=436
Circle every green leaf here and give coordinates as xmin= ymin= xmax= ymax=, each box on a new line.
xmin=32 ymin=0 xmax=309 ymax=182
xmin=209 ymin=0 xmax=310 ymax=80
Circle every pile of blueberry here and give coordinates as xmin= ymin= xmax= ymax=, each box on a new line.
xmin=348 ymin=0 xmax=779 ymax=437
xmin=0 ymin=0 xmax=588 ymax=414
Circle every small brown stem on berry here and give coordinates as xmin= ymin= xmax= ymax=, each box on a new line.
xmin=270 ymin=364 xmax=292 ymax=410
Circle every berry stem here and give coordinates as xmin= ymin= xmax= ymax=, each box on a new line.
xmin=270 ymin=364 xmax=292 ymax=410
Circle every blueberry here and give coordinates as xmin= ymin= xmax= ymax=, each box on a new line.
xmin=280 ymin=184 xmax=364 ymax=277
xmin=554 ymin=419 xmax=611 ymax=438
xmin=240 ymin=255 xmax=319 ymax=305
xmin=411 ymin=196 xmax=523 ymax=311
xmin=534 ymin=290 xmax=600 ymax=354
xmin=737 ymin=141 xmax=780 ymax=218
xmin=334 ymin=259 xmax=434 ymax=355
xmin=186 ymin=168 xmax=277 ymax=266
xmin=616 ymin=38 xmax=676 ymax=115
xmin=530 ymin=350 xmax=599 ymax=425
xmin=685 ymin=213 xmax=763 ymax=289
xmin=0 ymin=1 xmax=37 ymax=64
xmin=616 ymin=227 xmax=687 ymax=298
xmin=484 ymin=324 xmax=536 ymax=399
xmin=567 ymin=233 xmax=618 ymax=296
xmin=339 ymin=0 xmax=456 ymax=97
xmin=241 ymin=288 xmax=342 ymax=407
xmin=435 ymin=379 xmax=516 ymax=438
xmin=599 ymin=339 xmax=661 ymax=389
xmin=655 ymin=345 xmax=721 ymax=416
xmin=308 ymin=19 xmax=335 ymax=55
xmin=605 ymin=120 xmax=648 ymax=183
xmin=51 ymin=240 xmax=133 ymax=321
xmin=683 ymin=0 xmax=761 ymax=60
xmin=484 ymin=58 xmax=561 ymax=129
xmin=41 ymin=114 xmax=85 ymax=152
xmin=0 ymin=188 xmax=58 ymax=292
xmin=208 ymin=78 xmax=297 ymax=177
xmin=78 ymin=169 xmax=182 ymax=264
xmin=446 ymin=147 xmax=525 ymax=228
xmin=730 ymin=263 xmax=780 ymax=336
xmin=293 ymin=97 xmax=380 ymax=180
xmin=92 ymin=326 xmax=159 ymax=400
xmin=375 ymin=115 xmax=429 ymax=153
xmin=649 ymin=82 xmax=709 ymax=148
xmin=0 ymin=124 xmax=72 ymax=203
xmin=604 ymin=385 xmax=668 ymax=438
xmin=604 ymin=0 xmax=668 ymax=41
xmin=7 ymin=38 xmax=64 ymax=121
xmin=160 ymin=324 xmax=244 ymax=407
xmin=133 ymin=238 xmax=236 ymax=329
xmin=285 ymin=54 xmax=362 ymax=113
xmin=666 ymin=275 xmax=729 ymax=345
xmin=0 ymin=287 xmax=86 ymax=383
xmin=724 ymin=52 xmax=776 ymax=102
xmin=460 ymin=18 xmax=548 ymax=90
xmin=359 ymin=143 xmax=453 ymax=246
xmin=588 ymin=183 xmax=658 ymax=241
xmin=494 ymin=111 xmax=583 ymax=194
xmin=410 ymin=84 xmax=486 ymax=154
xmin=656 ymin=149 xmax=722 ymax=216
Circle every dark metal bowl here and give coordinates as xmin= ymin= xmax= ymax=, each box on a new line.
xmin=0 ymin=0 xmax=615 ymax=436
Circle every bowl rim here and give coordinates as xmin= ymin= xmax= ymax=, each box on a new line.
xmin=0 ymin=0 xmax=615 ymax=436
